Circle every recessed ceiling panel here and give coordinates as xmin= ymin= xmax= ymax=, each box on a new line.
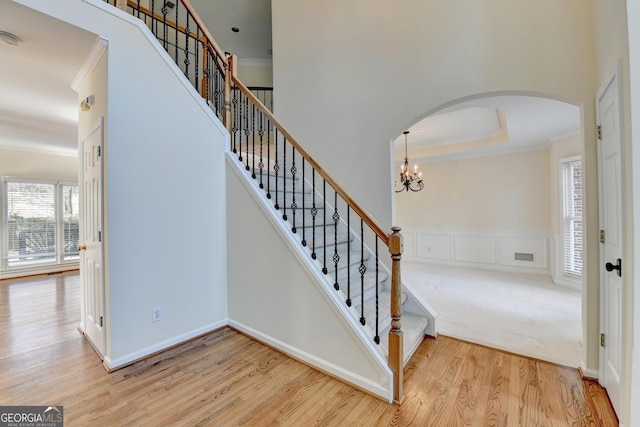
xmin=394 ymin=95 xmax=580 ymax=163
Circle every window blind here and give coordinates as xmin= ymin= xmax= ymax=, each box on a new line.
xmin=561 ymin=159 xmax=583 ymax=277
xmin=4 ymin=181 xmax=56 ymax=266
xmin=62 ymin=184 xmax=79 ymax=260
xmin=2 ymin=179 xmax=79 ymax=270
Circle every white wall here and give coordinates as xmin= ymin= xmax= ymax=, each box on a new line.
xmin=397 ymin=149 xmax=551 ymax=231
xmin=226 ymin=156 xmax=392 ymax=401
xmin=237 ymin=63 xmax=273 ymax=87
xmin=16 ymin=0 xmax=229 ymax=368
xmin=272 ymin=0 xmax=596 ymax=230
xmin=272 ymin=0 xmax=600 ymax=386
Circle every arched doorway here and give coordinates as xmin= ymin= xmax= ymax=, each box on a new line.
xmin=393 ymin=94 xmax=584 ymax=367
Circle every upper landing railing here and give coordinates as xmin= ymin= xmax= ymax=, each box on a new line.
xmin=104 ymin=0 xmax=405 ymax=403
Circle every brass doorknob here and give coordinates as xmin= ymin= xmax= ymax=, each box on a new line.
xmin=77 ymin=245 xmax=87 ymax=251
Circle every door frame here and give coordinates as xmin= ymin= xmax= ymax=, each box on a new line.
xmin=596 ymin=60 xmax=625 ymax=415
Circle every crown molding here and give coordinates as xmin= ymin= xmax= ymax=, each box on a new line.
xmin=71 ymin=36 xmax=108 ymax=92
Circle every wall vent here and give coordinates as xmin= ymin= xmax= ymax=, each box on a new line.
xmin=514 ymin=252 xmax=534 ymax=262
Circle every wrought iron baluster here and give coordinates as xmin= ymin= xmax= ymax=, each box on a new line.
xmin=195 ymin=27 xmax=200 ymax=94
xmin=282 ymin=137 xmax=287 ymax=221
xmin=173 ymin=1 xmax=178 ymax=64
xmin=333 ymin=192 xmax=340 ymax=290
xmin=311 ymin=169 xmax=317 ymax=259
xmin=161 ymin=1 xmax=168 ymax=50
xmin=359 ymin=219 xmax=366 ymax=325
xmin=244 ymin=95 xmax=250 ymax=170
xmin=301 ymin=158 xmax=306 ymax=246
xmin=237 ymin=91 xmax=243 ymax=162
xmin=213 ymin=54 xmax=220 ymax=112
xmin=346 ymin=207 xmax=351 ymax=307
xmin=274 ymin=129 xmax=280 ymax=211
xmin=231 ymin=87 xmax=238 ymax=154
xmin=251 ymin=103 xmax=256 ymax=179
xmin=322 ymin=180 xmax=327 ymax=274
xmin=203 ymin=52 xmax=211 ymax=110
xmin=184 ymin=13 xmax=190 ymax=81
xmin=290 ymin=146 xmax=297 ymax=233
xmin=218 ymin=60 xmax=224 ymax=114
xmin=151 ymin=0 xmax=157 ymax=39
xmin=258 ymin=110 xmax=265 ymax=189
xmin=266 ymin=119 xmax=272 ymax=199
xmin=374 ymin=237 xmax=380 ymax=344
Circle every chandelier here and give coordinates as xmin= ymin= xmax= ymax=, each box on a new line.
xmin=395 ymin=131 xmax=424 ymax=192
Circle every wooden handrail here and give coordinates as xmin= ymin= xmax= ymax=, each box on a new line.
xmin=231 ymin=76 xmax=390 ymax=246
xmin=125 ymin=0 xmax=227 ymax=72
xmin=125 ymin=1 xmax=205 ymax=41
xmin=177 ymin=0 xmax=227 ymax=63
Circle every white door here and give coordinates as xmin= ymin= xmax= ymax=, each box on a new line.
xmin=597 ymin=66 xmax=623 ymax=416
xmin=80 ymin=118 xmax=105 ymax=356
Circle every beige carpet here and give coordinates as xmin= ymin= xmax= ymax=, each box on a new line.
xmin=404 ymin=262 xmax=583 ymax=368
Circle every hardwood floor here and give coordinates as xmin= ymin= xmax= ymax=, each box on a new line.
xmin=1 ymin=272 xmax=618 ymax=426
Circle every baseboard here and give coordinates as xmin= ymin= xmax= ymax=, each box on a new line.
xmin=552 ymin=276 xmax=582 ymax=291
xmin=0 ymin=265 xmax=79 ymax=281
xmin=228 ymin=319 xmax=392 ymax=402
xmin=578 ymin=365 xmax=600 ymax=382
xmin=103 ymin=319 xmax=228 ymax=371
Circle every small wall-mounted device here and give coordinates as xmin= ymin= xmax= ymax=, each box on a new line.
xmin=80 ymin=95 xmax=94 ymax=111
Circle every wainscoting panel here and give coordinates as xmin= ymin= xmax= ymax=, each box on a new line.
xmin=498 ymin=236 xmax=548 ymax=269
xmin=453 ymin=235 xmax=497 ymax=264
xmin=403 ymin=232 xmax=417 ymax=258
xmin=404 ymin=229 xmax=552 ymax=275
xmin=417 ymin=233 xmax=451 ymax=260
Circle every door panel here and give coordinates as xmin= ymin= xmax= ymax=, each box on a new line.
xmin=597 ymin=68 xmax=623 ymax=416
xmin=81 ymin=118 xmax=105 ymax=356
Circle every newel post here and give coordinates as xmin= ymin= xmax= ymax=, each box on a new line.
xmin=223 ymin=53 xmax=236 ymax=136
xmin=389 ymin=226 xmax=404 ymax=404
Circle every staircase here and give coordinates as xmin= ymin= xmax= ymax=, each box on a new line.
xmin=239 ymin=161 xmax=431 ymax=365
xmin=103 ymin=0 xmax=437 ymax=402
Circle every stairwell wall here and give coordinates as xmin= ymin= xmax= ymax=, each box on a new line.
xmin=15 ymin=0 xmax=229 ymax=368
xmin=272 ymin=0 xmax=599 ymax=387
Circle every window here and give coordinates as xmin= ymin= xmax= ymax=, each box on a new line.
xmin=561 ymin=158 xmax=582 ymax=277
xmin=1 ymin=178 xmax=79 ymax=271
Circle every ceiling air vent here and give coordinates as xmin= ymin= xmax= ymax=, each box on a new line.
xmin=514 ymin=252 xmax=534 ymax=262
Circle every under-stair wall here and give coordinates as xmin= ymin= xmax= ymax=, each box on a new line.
xmin=226 ymin=154 xmax=393 ymax=401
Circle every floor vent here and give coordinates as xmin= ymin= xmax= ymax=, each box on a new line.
xmin=514 ymin=252 xmax=534 ymax=262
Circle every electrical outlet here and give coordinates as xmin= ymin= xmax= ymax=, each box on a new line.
xmin=152 ymin=306 xmax=163 ymax=322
